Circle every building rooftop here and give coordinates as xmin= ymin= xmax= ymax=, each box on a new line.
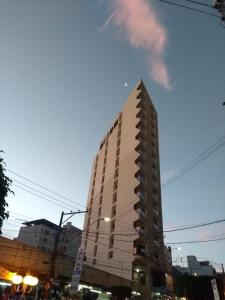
xmin=23 ymin=218 xmax=59 ymax=230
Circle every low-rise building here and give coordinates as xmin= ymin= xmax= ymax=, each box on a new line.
xmin=15 ymin=219 xmax=81 ymax=259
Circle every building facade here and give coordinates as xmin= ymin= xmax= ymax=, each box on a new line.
xmin=16 ymin=219 xmax=81 ymax=259
xmin=82 ymin=80 xmax=166 ymax=299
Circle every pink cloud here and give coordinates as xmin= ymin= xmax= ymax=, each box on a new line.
xmin=101 ymin=0 xmax=171 ymax=89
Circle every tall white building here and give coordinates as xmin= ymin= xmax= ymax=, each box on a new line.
xmin=82 ymin=80 xmax=167 ymax=299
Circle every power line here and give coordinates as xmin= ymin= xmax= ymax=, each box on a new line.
xmin=157 ymin=0 xmax=220 ymax=17
xmin=6 ymin=169 xmax=86 ymax=209
xmin=13 ymin=184 xmax=72 ymax=211
xmin=164 ymin=217 xmax=225 ymax=232
xmin=11 ymin=179 xmax=79 ymax=211
xmin=162 ymin=136 xmax=225 ymax=189
xmin=181 ymin=0 xmax=213 ymax=8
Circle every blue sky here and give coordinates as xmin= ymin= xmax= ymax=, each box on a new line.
xmin=0 ymin=0 xmax=225 ymax=270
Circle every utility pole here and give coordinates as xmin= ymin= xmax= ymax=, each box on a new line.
xmin=48 ymin=210 xmax=88 ymax=281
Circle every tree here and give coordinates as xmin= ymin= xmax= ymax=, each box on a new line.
xmin=0 ymin=151 xmax=13 ymax=234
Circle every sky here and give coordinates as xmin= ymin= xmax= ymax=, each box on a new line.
xmin=0 ymin=0 xmax=225 ymax=271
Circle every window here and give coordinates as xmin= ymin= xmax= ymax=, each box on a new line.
xmin=94 ymin=245 xmax=97 ymax=257
xmin=98 ymin=207 xmax=101 ymax=216
xmin=114 ymin=120 xmax=118 ymax=128
xmin=104 ymin=157 xmax=107 ymax=165
xmin=110 ymin=127 xmax=113 ymax=134
xmin=99 ymin=195 xmax=103 ymax=205
xmin=117 ymin=129 xmax=121 ymax=138
xmin=115 ymin=158 xmax=119 ymax=168
xmin=110 ymin=220 xmax=115 ymax=232
xmin=95 ymin=232 xmax=99 ymax=243
xmin=113 ymin=192 xmax=117 ymax=204
xmin=114 ymin=168 xmax=119 ymax=180
xmin=111 ymin=205 xmax=116 ymax=218
xmin=113 ymin=179 xmax=118 ymax=191
xmin=109 ymin=235 xmax=114 ymax=248
xmin=108 ymin=251 xmax=113 ymax=259
xmin=91 ymin=188 xmax=94 ymax=196
xmin=103 ymin=166 xmax=106 ymax=174
xmin=102 ymin=176 xmax=105 ymax=184
xmin=117 ymin=138 xmax=121 ymax=148
xmin=116 ymin=148 xmax=120 ymax=157
xmin=101 ymin=185 xmax=104 ymax=194
xmin=96 ymin=219 xmax=100 ymax=229
xmin=44 ymin=230 xmax=49 ymax=235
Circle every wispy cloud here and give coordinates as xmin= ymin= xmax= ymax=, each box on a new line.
xmin=100 ymin=0 xmax=171 ymax=89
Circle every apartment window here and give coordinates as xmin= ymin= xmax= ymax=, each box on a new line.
xmin=105 ymin=148 xmax=108 ymax=156
xmin=114 ymin=168 xmax=119 ymax=180
xmin=113 ymin=179 xmax=118 ymax=191
xmin=101 ymin=185 xmax=104 ymax=194
xmin=96 ymin=219 xmax=100 ymax=229
xmin=103 ymin=166 xmax=106 ymax=174
xmin=94 ymin=171 xmax=97 ymax=178
xmin=110 ymin=220 xmax=115 ymax=232
xmin=98 ymin=207 xmax=101 ymax=216
xmin=95 ymin=232 xmax=99 ymax=243
xmin=117 ymin=138 xmax=121 ymax=148
xmin=85 ymin=239 xmax=87 ymax=249
xmin=94 ymin=245 xmax=97 ymax=257
xmin=109 ymin=235 xmax=114 ymax=248
xmin=114 ymin=120 xmax=118 ymax=128
xmin=108 ymin=251 xmax=113 ymax=259
xmin=104 ymin=157 xmax=107 ymax=165
xmin=44 ymin=230 xmax=49 ymax=235
xmin=113 ymin=192 xmax=117 ymax=204
xmin=115 ymin=158 xmax=119 ymax=168
xmin=111 ymin=205 xmax=116 ymax=218
xmin=99 ymin=195 xmax=103 ymax=205
xmin=102 ymin=175 xmax=105 ymax=184
xmin=110 ymin=127 xmax=113 ymax=134
xmin=91 ymin=188 xmax=94 ymax=196
xmin=116 ymin=148 xmax=120 ymax=157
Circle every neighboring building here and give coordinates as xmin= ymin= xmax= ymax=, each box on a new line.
xmin=82 ymin=80 xmax=166 ymax=299
xmin=187 ymin=256 xmax=216 ymax=276
xmin=16 ymin=219 xmax=81 ymax=259
xmin=174 ymin=256 xmax=216 ymax=277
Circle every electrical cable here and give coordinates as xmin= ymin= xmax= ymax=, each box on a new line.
xmin=6 ymin=168 xmax=86 ymax=209
xmin=157 ymin=0 xmax=220 ymax=17
xmin=13 ymin=183 xmax=73 ymax=211
xmin=180 ymin=0 xmax=214 ymax=8
xmin=11 ymin=179 xmax=80 ymax=211
xmin=162 ymin=136 xmax=225 ymax=188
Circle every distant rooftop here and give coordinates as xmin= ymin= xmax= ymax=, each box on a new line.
xmin=23 ymin=219 xmax=59 ymax=230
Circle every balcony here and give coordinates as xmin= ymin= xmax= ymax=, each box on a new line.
xmin=134 ymin=216 xmax=146 ymax=230
xmin=153 ymin=207 xmax=159 ymax=216
xmin=136 ymin=130 xmax=145 ymax=141
xmin=134 ymin=247 xmax=147 ymax=264
xmin=136 ymin=110 xmax=145 ymax=120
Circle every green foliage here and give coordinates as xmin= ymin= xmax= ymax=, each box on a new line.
xmin=0 ymin=151 xmax=13 ymax=233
